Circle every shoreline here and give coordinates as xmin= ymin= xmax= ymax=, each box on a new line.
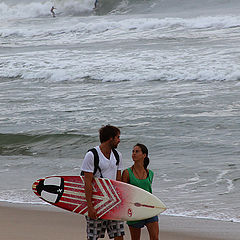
xmin=1 ymin=203 xmax=240 ymax=240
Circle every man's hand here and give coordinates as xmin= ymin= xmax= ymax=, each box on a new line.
xmin=88 ymin=205 xmax=97 ymax=219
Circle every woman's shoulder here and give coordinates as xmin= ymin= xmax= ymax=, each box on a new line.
xmin=123 ymin=167 xmax=133 ymax=173
xmin=123 ymin=167 xmax=132 ymax=172
xmin=148 ymin=169 xmax=154 ymax=179
xmin=148 ymin=169 xmax=154 ymax=174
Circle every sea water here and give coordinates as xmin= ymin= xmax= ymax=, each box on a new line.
xmin=0 ymin=0 xmax=240 ymax=223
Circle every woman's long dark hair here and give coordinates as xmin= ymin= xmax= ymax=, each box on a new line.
xmin=135 ymin=143 xmax=149 ymax=170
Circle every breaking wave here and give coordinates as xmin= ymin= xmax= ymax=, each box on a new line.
xmin=1 ymin=0 xmax=240 ymax=20
xmin=0 ymin=133 xmax=97 ymax=157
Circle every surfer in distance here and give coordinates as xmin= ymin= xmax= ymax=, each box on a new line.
xmin=81 ymin=125 xmax=125 ymax=240
xmin=94 ymin=0 xmax=98 ymax=9
xmin=122 ymin=143 xmax=159 ymax=240
xmin=50 ymin=6 xmax=56 ymax=17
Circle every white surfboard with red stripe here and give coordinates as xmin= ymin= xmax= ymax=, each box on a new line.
xmin=32 ymin=176 xmax=166 ymax=221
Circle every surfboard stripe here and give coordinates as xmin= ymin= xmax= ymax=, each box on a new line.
xmin=94 ymin=180 xmax=113 ymax=212
xmin=95 ymin=178 xmax=121 ymax=218
xmin=64 ymin=180 xmax=101 ymax=195
xmin=64 ymin=181 xmax=84 ymax=187
xmin=62 ymin=178 xmax=121 ymax=218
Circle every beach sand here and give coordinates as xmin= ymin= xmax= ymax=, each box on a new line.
xmin=1 ymin=203 xmax=239 ymax=240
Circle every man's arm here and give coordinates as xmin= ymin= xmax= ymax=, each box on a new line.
xmin=84 ymin=171 xmax=97 ymax=219
xmin=121 ymin=169 xmax=129 ymax=183
xmin=116 ymin=170 xmax=122 ymax=181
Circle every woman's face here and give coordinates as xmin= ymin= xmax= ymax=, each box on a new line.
xmin=132 ymin=146 xmax=146 ymax=162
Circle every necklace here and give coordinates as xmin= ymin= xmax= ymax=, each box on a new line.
xmin=132 ymin=165 xmax=147 ymax=179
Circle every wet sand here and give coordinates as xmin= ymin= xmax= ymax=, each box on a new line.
xmin=1 ymin=203 xmax=239 ymax=240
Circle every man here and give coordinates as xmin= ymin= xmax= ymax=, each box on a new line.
xmin=94 ymin=0 xmax=98 ymax=9
xmin=50 ymin=6 xmax=56 ymax=18
xmin=81 ymin=125 xmax=125 ymax=240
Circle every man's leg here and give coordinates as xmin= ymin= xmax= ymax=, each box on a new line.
xmin=107 ymin=220 xmax=125 ymax=239
xmin=86 ymin=217 xmax=107 ymax=240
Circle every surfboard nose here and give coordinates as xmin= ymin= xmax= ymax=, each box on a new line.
xmin=32 ymin=180 xmax=40 ymax=193
xmin=32 ymin=177 xmax=64 ymax=204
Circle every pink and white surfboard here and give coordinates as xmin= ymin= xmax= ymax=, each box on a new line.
xmin=32 ymin=176 xmax=166 ymax=221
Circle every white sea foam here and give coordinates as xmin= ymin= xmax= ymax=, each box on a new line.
xmin=0 ymin=190 xmax=45 ymax=205
xmin=0 ymin=0 xmax=94 ymax=20
xmin=0 ymin=2 xmax=51 ymax=20
xmin=1 ymin=45 xmax=240 ymax=83
xmin=2 ymin=15 xmax=240 ymax=38
xmin=215 ymin=170 xmax=235 ymax=195
xmin=163 ymin=209 xmax=240 ymax=223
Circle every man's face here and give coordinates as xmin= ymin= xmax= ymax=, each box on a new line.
xmin=111 ymin=133 xmax=120 ymax=148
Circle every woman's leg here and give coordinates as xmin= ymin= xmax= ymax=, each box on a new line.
xmin=129 ymin=226 xmax=141 ymax=240
xmin=146 ymin=221 xmax=159 ymax=240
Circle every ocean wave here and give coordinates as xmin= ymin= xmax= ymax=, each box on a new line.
xmin=1 ymin=49 xmax=240 ymax=83
xmin=0 ymin=190 xmax=46 ymax=205
xmin=2 ymin=14 xmax=240 ymax=39
xmin=1 ymin=65 xmax=240 ymax=84
xmin=0 ymin=0 xmax=94 ymax=20
xmin=1 ymin=0 xmax=240 ymax=20
xmin=0 ymin=0 xmax=124 ymax=20
xmin=0 ymin=2 xmax=52 ymax=20
xmin=0 ymin=133 xmax=97 ymax=157
xmin=163 ymin=209 xmax=240 ymax=223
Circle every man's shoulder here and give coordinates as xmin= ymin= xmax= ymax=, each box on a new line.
xmin=113 ymin=148 xmax=121 ymax=156
xmin=87 ymin=146 xmax=99 ymax=153
xmin=84 ymin=147 xmax=98 ymax=160
xmin=112 ymin=149 xmax=122 ymax=163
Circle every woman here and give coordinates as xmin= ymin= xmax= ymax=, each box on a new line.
xmin=122 ymin=143 xmax=159 ymax=240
